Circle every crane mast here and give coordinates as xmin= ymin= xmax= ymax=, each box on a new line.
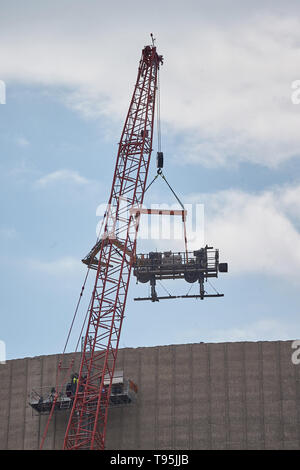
xmin=63 ymin=44 xmax=163 ymax=450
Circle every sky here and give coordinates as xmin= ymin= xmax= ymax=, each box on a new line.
xmin=1 ymin=0 xmax=300 ymax=360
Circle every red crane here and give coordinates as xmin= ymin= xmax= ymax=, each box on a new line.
xmin=63 ymin=42 xmax=163 ymax=450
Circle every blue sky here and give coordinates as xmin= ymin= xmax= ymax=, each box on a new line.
xmin=1 ymin=0 xmax=300 ymax=360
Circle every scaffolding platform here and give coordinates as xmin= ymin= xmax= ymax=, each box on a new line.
xmin=29 ymin=371 xmax=138 ymax=415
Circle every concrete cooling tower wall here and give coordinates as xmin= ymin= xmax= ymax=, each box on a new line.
xmin=1 ymin=340 xmax=300 ymax=450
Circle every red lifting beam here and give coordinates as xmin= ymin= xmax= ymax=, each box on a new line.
xmin=130 ymin=207 xmax=189 ymax=261
xmin=130 ymin=208 xmax=187 ymax=218
xmin=63 ymin=44 xmax=163 ymax=450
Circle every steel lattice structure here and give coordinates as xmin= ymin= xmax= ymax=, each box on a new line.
xmin=63 ymin=44 xmax=163 ymax=450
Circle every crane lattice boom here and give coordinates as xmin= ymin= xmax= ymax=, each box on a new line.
xmin=63 ymin=44 xmax=163 ymax=450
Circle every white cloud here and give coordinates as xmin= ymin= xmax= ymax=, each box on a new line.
xmin=186 ymin=183 xmax=300 ymax=281
xmin=130 ymin=183 xmax=300 ymax=283
xmin=173 ymin=317 xmax=298 ymax=344
xmin=1 ymin=2 xmax=300 ymax=167
xmin=0 ymin=227 xmax=17 ymax=239
xmin=16 ymin=137 xmax=30 ymax=147
xmin=35 ymin=169 xmax=89 ymax=187
xmin=27 ymin=256 xmax=82 ymax=276
xmin=208 ymin=318 xmax=295 ymax=342
xmin=280 ymin=185 xmax=300 ymax=220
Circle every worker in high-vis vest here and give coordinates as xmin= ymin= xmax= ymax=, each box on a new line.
xmin=70 ymin=373 xmax=79 ymax=395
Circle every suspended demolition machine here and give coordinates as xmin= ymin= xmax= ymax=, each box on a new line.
xmin=29 ymin=35 xmax=228 ymax=450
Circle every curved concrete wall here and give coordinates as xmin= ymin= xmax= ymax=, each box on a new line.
xmin=0 ymin=340 xmax=300 ymax=449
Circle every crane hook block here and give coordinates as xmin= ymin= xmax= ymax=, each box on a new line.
xmin=157 ymin=152 xmax=164 ymax=169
